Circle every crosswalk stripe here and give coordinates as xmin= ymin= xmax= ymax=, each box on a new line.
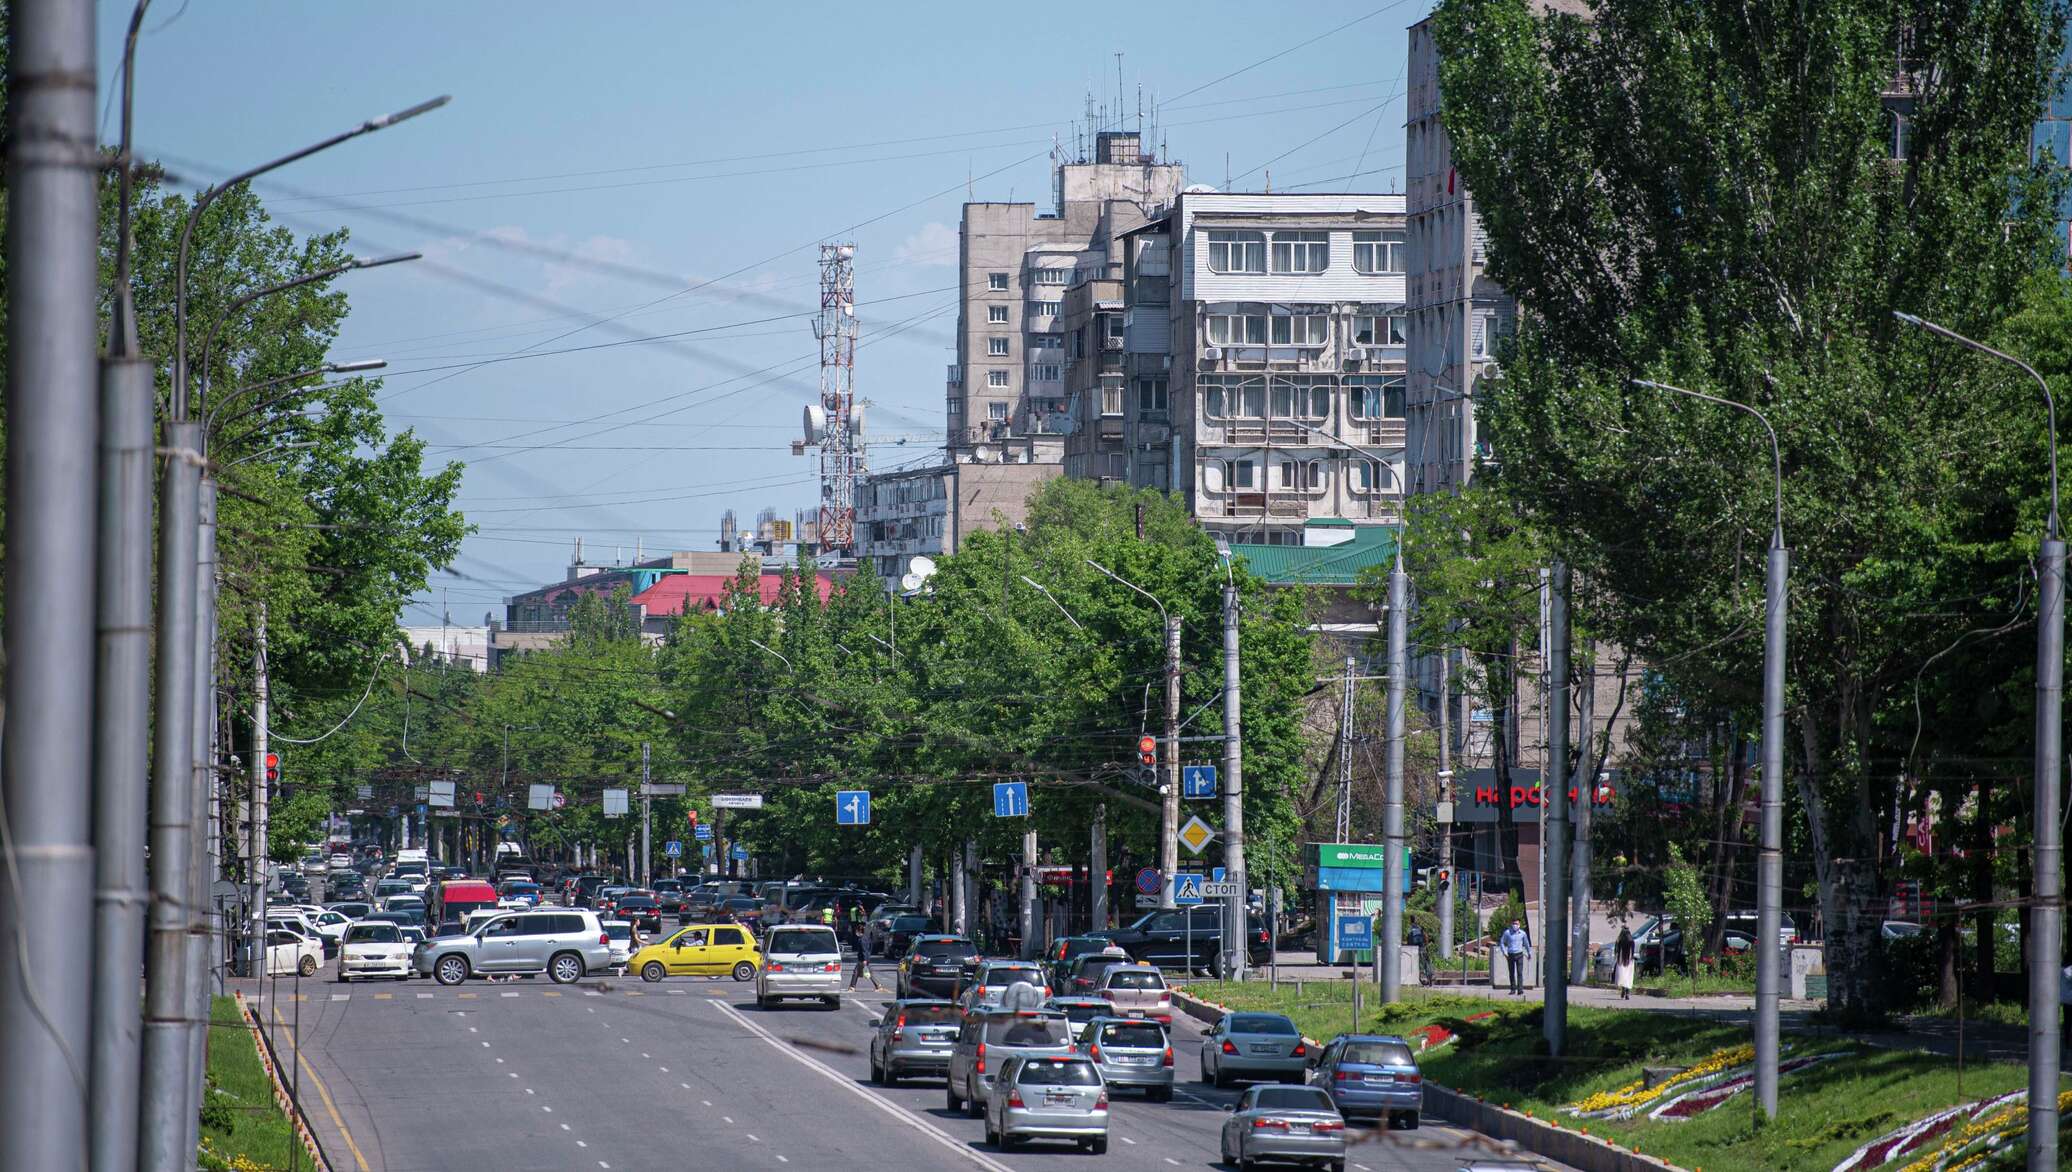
xmin=457 ymin=993 xmax=477 ymax=1000
xmin=330 ymin=994 xmax=350 ymax=1002
xmin=373 ymin=993 xmax=393 ymax=1001
xmin=542 ymin=991 xmax=561 ymax=997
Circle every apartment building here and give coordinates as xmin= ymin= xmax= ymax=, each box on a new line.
xmin=853 ymin=458 xmax=1060 ymax=581
xmin=1074 ymin=191 xmax=1409 ymax=546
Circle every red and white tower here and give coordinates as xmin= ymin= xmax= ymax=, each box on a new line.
xmin=802 ymin=242 xmax=863 ymax=554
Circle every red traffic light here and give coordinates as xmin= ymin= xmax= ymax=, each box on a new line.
xmin=1136 ymin=735 xmax=1157 ymax=767
xmin=263 ymin=752 xmax=279 ymax=782
xmin=1436 ymin=869 xmax=1451 ymax=888
xmin=687 ymin=808 xmax=700 ymax=829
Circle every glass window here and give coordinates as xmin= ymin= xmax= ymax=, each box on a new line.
xmin=1207 ymin=313 xmax=1267 ymax=346
xmin=1033 ymin=364 xmax=1062 ymax=382
xmin=985 ymin=1017 xmax=1071 ymax=1047
xmin=988 ymin=272 xmax=1009 ymax=291
xmin=1014 ymin=1059 xmax=1100 ymax=1086
xmin=988 ymin=336 xmax=1010 ymax=356
xmin=1255 ymin=1086 xmax=1337 ymax=1112
xmin=1100 ymin=1022 xmax=1168 ymax=1047
xmin=988 ymin=305 xmax=1009 ymax=323
xmin=1105 ymin=969 xmax=1166 ymax=990
xmin=1204 ymin=382 xmax=1226 ymax=418
xmin=1030 ymin=300 xmax=1061 ymax=317
xmin=1206 ymin=230 xmax=1266 ymax=274
xmin=1352 ymin=231 xmax=1407 ymax=274
xmin=1270 ymin=230 xmax=1330 ymax=273
xmin=1340 ymin=1041 xmax=1418 ymax=1067
xmin=947 ymin=396 xmax=963 ymax=416
xmin=711 ymin=928 xmax=744 ymax=947
xmin=1228 ymin=1014 xmax=1299 ymax=1036
xmin=987 ymin=370 xmax=1010 ymax=388
xmin=1034 ymin=267 xmax=1071 ymax=285
xmin=1230 ymin=459 xmax=1256 ymax=489
xmin=344 ymin=923 xmax=399 ymax=944
xmin=1136 ymin=377 xmax=1168 ymax=413
xmin=1270 ymin=314 xmax=1328 ymax=346
xmin=1029 ymin=333 xmax=1063 ymax=350
xmin=987 ymin=401 xmax=1009 ymax=421
xmin=1347 ymin=375 xmax=1406 ymax=420
xmin=1353 ymin=314 xmax=1408 ymax=347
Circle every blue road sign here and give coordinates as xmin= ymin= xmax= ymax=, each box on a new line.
xmin=693 ymin=825 xmax=714 ymax=840
xmin=1211 ymin=866 xmax=1226 ymax=883
xmin=1174 ymin=872 xmax=1206 ymax=906
xmin=992 ymin=780 xmax=1029 ymax=817
xmin=1337 ymin=915 xmax=1373 ymax=951
xmin=1134 ymin=867 xmax=1161 ymax=896
xmin=663 ymin=840 xmax=683 ymax=858
xmin=1181 ymin=764 xmax=1218 ymax=799
xmin=731 ymin=844 xmax=749 ymax=861
xmin=836 ymin=789 xmax=871 ymax=826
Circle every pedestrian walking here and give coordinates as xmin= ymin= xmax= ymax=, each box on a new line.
xmin=1498 ymin=918 xmax=1533 ymax=996
xmin=1614 ymin=926 xmax=1636 ymax=1000
xmin=850 ymin=919 xmax=885 ymax=991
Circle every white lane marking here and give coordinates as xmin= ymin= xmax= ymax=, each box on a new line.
xmin=709 ymin=998 xmax=1018 ymax=1172
xmin=641 ymin=1052 xmax=650 ymax=1059
xmin=700 ymin=1099 xmax=711 ymax=1106
xmin=599 ymin=1163 xmax=610 ymax=1169
xmin=524 ymin=1088 xmax=533 ymax=1095
xmin=620 ymin=1038 xmax=630 ymax=1044
xmin=416 ymin=993 xmax=432 ymax=999
xmin=542 ymin=1105 xmax=553 ymax=1113
xmin=495 ymin=1058 xmax=505 ymax=1064
xmin=560 ymin=1124 xmax=570 ymax=1131
xmin=746 ymin=1134 xmax=760 ymax=1143
xmin=776 ymin=1156 xmax=789 ymax=1164
xmin=584 ymin=991 xmax=602 ymax=997
xmin=468 ymin=1027 xmax=478 ymax=1034
xmin=659 ymin=1066 xmax=669 ymax=1073
xmin=1355 ymin=1165 xmax=1371 ymax=1171
xmin=1164 ymin=1159 xmax=1181 ymax=1166
xmin=1119 ymin=1137 xmax=1137 ymax=1145
xmin=574 ymin=1139 xmax=585 ymax=1148
xmin=507 ymin=1072 xmax=517 ymax=1079
xmin=480 ymin=1041 xmax=489 ymax=1047
xmin=500 ymin=991 xmax=520 ymax=998
xmin=668 ymin=989 xmax=687 ymax=995
xmin=721 ymin=1116 xmax=734 ymax=1124
xmin=586 ymin=1007 xmax=595 ymax=1012
xmin=331 ymin=994 xmax=349 ymax=1001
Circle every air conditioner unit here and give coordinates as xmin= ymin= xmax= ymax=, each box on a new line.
xmin=1202 ymin=346 xmax=1223 ymax=362
xmin=1342 ymin=356 xmax=1365 ymax=372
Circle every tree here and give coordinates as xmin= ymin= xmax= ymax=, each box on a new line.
xmin=1430 ymin=0 xmax=2070 ymax=1010
xmin=1661 ymin=842 xmax=1713 ymax=978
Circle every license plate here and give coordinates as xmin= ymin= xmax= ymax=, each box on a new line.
xmin=1121 ymin=1055 xmax=1154 ymax=1065
xmin=1044 ymin=1091 xmax=1074 ymax=1106
xmin=1288 ymin=1121 xmax=1311 ymax=1133
xmin=1365 ymin=1074 xmax=1393 ymax=1084
xmin=1248 ymin=1044 xmax=1280 ymax=1054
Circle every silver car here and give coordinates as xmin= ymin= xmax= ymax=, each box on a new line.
xmin=1220 ymin=1083 xmax=1347 ymax=1172
xmin=867 ymin=998 xmax=962 ymax=1083
xmin=1201 ymin=1011 xmax=1310 ymax=1087
xmin=755 ymin=924 xmax=844 ymax=1009
xmin=984 ymin=1054 xmax=1109 ymax=1154
xmin=414 ymin=909 xmax=609 ymax=985
xmin=1074 ymin=1015 xmax=1173 ymax=1100
xmin=959 ymin=960 xmax=1049 ymax=1011
xmin=947 ymin=1010 xmax=1076 ymax=1116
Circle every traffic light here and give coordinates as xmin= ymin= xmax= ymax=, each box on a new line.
xmin=1436 ymin=868 xmax=1451 ymax=890
xmin=1136 ymin=735 xmax=1157 ymax=768
xmin=687 ymin=808 xmax=700 ymax=833
xmin=263 ymin=752 xmax=278 ymax=783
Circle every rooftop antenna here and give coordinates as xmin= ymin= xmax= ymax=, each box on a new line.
xmin=1116 ymin=51 xmax=1125 ymax=136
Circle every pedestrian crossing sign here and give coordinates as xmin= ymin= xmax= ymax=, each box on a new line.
xmin=1174 ymin=873 xmax=1206 ymax=905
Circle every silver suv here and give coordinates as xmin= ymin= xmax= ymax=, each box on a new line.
xmin=414 ymin=910 xmax=609 ymax=985
xmin=946 ymin=1010 xmax=1075 ymax=1117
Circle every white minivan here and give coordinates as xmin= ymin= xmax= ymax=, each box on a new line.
xmin=755 ymin=924 xmax=844 ymax=1009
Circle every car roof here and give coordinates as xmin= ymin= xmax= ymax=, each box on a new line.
xmin=1107 ymin=963 xmax=1159 ymax=972
xmin=1331 ymin=1033 xmax=1412 ymax=1045
xmin=892 ymin=998 xmax=956 ymax=1007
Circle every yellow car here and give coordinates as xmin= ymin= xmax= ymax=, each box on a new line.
xmin=630 ymin=923 xmax=761 ymax=983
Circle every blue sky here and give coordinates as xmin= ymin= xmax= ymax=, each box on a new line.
xmin=103 ymin=1 xmax=1424 ymax=624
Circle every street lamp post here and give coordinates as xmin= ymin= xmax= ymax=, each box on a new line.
xmin=1086 ymin=560 xmax=1182 ymax=911
xmin=1888 ymin=315 xmax=2059 ymax=1169
xmin=1633 ymin=377 xmax=1786 ymax=1119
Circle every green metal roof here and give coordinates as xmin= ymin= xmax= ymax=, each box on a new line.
xmin=1228 ymin=525 xmax=1398 ymax=587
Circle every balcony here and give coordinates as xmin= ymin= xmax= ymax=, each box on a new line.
xmin=946 ymin=364 xmax=962 ymax=388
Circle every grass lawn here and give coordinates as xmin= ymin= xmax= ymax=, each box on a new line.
xmin=200 ymin=995 xmax=302 ymax=1171
xmin=1179 ymin=981 xmax=2032 ymax=1172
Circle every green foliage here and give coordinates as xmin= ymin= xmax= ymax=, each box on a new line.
xmin=1661 ymin=843 xmax=1711 ymax=974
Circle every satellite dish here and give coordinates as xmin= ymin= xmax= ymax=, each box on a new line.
xmin=972 ymin=445 xmax=994 ymax=464
xmin=803 ymin=404 xmax=827 ymax=444
xmin=909 ymin=556 xmax=937 ymax=579
xmin=900 ymin=573 xmax=924 ymax=593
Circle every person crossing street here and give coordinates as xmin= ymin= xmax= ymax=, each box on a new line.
xmin=849 ymin=917 xmax=884 ymax=991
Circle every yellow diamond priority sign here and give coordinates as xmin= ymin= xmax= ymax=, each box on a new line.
xmin=1178 ymin=815 xmax=1216 ymax=855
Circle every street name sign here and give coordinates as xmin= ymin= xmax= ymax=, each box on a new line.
xmin=712 ymin=794 xmax=764 ymax=810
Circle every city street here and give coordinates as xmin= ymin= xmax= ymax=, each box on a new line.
xmin=238 ymin=967 xmax=1563 ymax=1172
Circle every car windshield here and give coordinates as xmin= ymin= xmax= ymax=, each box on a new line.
xmin=1016 ymin=1059 xmax=1100 ymax=1086
xmin=919 ymin=940 xmax=976 ymax=958
xmin=985 ymin=1016 xmax=1070 ymax=1047
xmin=1229 ymin=1014 xmax=1298 ymax=1035
xmin=1255 ymin=1087 xmax=1336 ymax=1112
xmin=1106 ymin=970 xmax=1164 ymax=990
xmin=983 ymin=967 xmax=1041 ymax=987
xmin=767 ymin=928 xmax=839 ymax=955
xmin=891 ymin=916 xmax=931 ymax=931
xmin=1098 ymin=1022 xmax=1166 ymax=1047
xmin=896 ymin=1004 xmax=961 ymax=1026
xmin=603 ymin=925 xmax=631 ymax=941
xmin=1341 ymin=1041 xmax=1417 ymax=1067
xmin=345 ymin=924 xmax=399 ymax=944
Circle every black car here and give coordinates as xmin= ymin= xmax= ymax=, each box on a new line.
xmin=615 ymin=895 xmax=663 ymax=933
xmin=898 ymin=935 xmax=980 ymax=998
xmin=1091 ymin=905 xmax=1272 ymax=976
xmin=880 ymin=914 xmax=934 ymax=958
xmin=682 ymin=890 xmax=723 ymax=924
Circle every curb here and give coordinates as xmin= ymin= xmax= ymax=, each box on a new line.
xmin=1172 ymin=987 xmax=1688 ymax=1172
xmin=232 ymin=991 xmax=330 ymax=1172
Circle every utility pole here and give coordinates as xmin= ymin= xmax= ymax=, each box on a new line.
xmin=1570 ymin=648 xmax=1596 ymax=986
xmin=1221 ymin=582 xmax=1247 ymax=981
xmin=1162 ymin=615 xmax=1182 ymax=908
xmin=1437 ymin=648 xmax=1455 ymax=961
xmin=2 ymin=0 xmax=99 ymax=1163
xmin=1380 ymin=554 xmax=1407 ymax=1002
xmin=641 ymin=742 xmax=652 ymax=888
xmin=1758 ymin=524 xmax=1790 ymax=1120
xmin=1544 ymin=561 xmax=1571 ymax=1056
xmin=1335 ymin=654 xmax=1355 ymax=843
xmin=250 ymin=604 xmax=271 ymax=986
xmin=950 ymin=846 xmax=967 ymax=935
xmin=185 ymin=472 xmax=220 ymax=1163
xmin=1020 ymin=829 xmax=1038 ymax=959
xmin=1090 ymin=803 xmax=1109 ymax=932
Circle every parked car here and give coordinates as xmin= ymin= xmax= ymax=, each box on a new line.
xmin=1307 ymin=1034 xmax=1422 ymax=1127
xmin=412 ymin=909 xmax=611 ymax=986
xmin=1220 ymin=1083 xmax=1347 ymax=1171
xmin=898 ymin=935 xmax=980 ymax=999
xmin=1201 ymin=1011 xmax=1309 ymax=1088
xmin=1073 ymin=1015 xmax=1173 ymax=1100
xmin=866 ymin=998 xmax=962 ymax=1084
xmin=755 ymin=924 xmax=845 ymax=1009
xmin=337 ymin=920 xmax=415 ymax=982
xmin=983 ymin=1054 xmax=1109 ymax=1153
xmin=947 ymin=1009 xmax=1076 ymax=1117
xmin=629 ymin=922 xmax=761 ymax=982
xmin=1093 ymin=964 xmax=1173 ymax=1024
xmin=1093 ymin=904 xmax=1272 ymax=975
xmin=264 ymin=928 xmax=322 ymax=977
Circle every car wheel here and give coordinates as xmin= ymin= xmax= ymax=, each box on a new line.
xmin=999 ymin=1132 xmax=1019 ymax=1150
xmin=1214 ymin=1065 xmax=1232 ymax=1089
xmin=435 ymin=955 xmax=468 ymax=986
xmin=1090 ymin=1137 xmax=1108 ymax=1155
xmin=1331 ymin=1162 xmax=1346 ymax=1172
xmin=641 ymin=961 xmax=666 ymax=983
xmin=823 ymin=995 xmax=841 ymax=1010
xmin=335 ymin=971 xmax=348 ymax=984
xmin=299 ymin=955 xmax=319 ymax=978
xmin=732 ymin=961 xmax=756 ymax=982
xmin=946 ymin=1082 xmax=962 ymax=1111
xmin=1402 ymin=1110 xmax=1419 ymax=1130
xmin=548 ymin=952 xmax=583 ymax=985
xmin=869 ymin=1055 xmax=882 ymax=1084
xmin=984 ymin=1116 xmax=998 ymax=1145
xmin=1149 ymin=1084 xmax=1172 ymax=1103
xmin=1200 ymin=1051 xmax=1214 ymax=1084
xmin=965 ymin=1082 xmax=983 ymax=1118
xmin=756 ymin=995 xmax=771 ymax=1010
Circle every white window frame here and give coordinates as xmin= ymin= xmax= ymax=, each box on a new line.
xmin=1135 ymin=377 xmax=1168 ymax=414
xmin=1228 ymin=459 xmax=1257 ymax=490
xmin=1207 ymin=313 xmax=1267 ymax=346
xmin=1353 ymin=313 xmax=1409 ymax=347
xmin=947 ymin=396 xmax=963 ymax=416
xmin=1029 ymin=333 xmax=1063 ymax=350
xmin=1031 ymin=363 xmax=1063 ymax=382
xmin=987 ymin=401 xmax=1009 ymax=421
xmin=1353 ymin=230 xmax=1407 ymax=274
xmin=987 ymin=369 xmax=1011 ymax=388
xmin=1347 ymin=375 xmax=1406 ymax=421
xmin=1206 ymin=230 xmax=1266 ymax=274
xmin=988 ymin=272 xmax=1010 ymax=292
xmin=1030 ymin=300 xmax=1061 ymax=318
xmin=1269 ymin=313 xmax=1328 ymax=346
xmin=988 ymin=336 xmax=1010 ymax=357
xmin=988 ymin=305 xmax=1009 ymax=324
xmin=1270 ymin=230 xmax=1330 ymax=274
xmin=1034 ymin=267 xmax=1071 ymax=285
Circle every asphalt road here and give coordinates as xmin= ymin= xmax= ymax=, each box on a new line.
xmin=234 ymin=957 xmax=1571 ymax=1172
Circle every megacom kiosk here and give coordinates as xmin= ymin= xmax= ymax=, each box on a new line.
xmin=1313 ymin=843 xmax=1399 ymax=965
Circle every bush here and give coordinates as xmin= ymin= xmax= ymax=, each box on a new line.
xmin=1489 ymin=890 xmax=1526 ymax=942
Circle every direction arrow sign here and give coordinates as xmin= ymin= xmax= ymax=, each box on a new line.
xmin=693 ymin=825 xmax=714 ymax=840
xmin=1181 ymin=764 xmax=1217 ymax=799
xmin=1201 ymin=881 xmax=1243 ymax=899
xmin=663 ymin=840 xmax=683 ymax=858
xmin=835 ymin=790 xmax=871 ymax=826
xmin=1173 ymin=873 xmax=1206 ymax=906
xmin=1178 ymin=815 xmax=1216 ymax=855
xmin=992 ymin=780 xmax=1029 ymax=818
xmin=730 ymin=845 xmax=748 ymax=861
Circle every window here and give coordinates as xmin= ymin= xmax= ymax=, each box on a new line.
xmin=988 ymin=401 xmax=1008 ymax=421
xmin=988 ymin=336 xmax=1010 ymax=357
xmin=1202 ymin=375 xmax=1265 ymax=418
xmin=1135 ymin=377 xmax=1168 ymax=413
xmin=1347 ymin=375 xmax=1407 ymax=420
xmin=1029 ymin=333 xmax=1062 ymax=350
xmin=1228 ymin=459 xmax=1257 ymax=489
xmin=1270 ymin=376 xmax=1330 ymax=419
xmin=1269 ymin=313 xmax=1328 ymax=346
xmin=1030 ymin=300 xmax=1061 ymax=317
xmin=988 ymin=272 xmax=1009 ymax=291
xmin=1351 ymin=460 xmax=1398 ymax=495
xmin=1277 ymin=459 xmax=1325 ymax=491
xmin=1353 ymin=230 xmax=1407 ymax=274
xmin=987 ymin=370 xmax=1010 ymax=388
xmin=1270 ymin=230 xmax=1330 ymax=273
xmin=1207 ymin=313 xmax=1266 ymax=346
xmin=1354 ymin=313 xmax=1409 ymax=348
xmin=1032 ymin=364 xmax=1062 ymax=382
xmin=1104 ymin=314 xmax=1124 ymax=340
xmin=1472 ymin=310 xmax=1503 ymax=358
xmin=987 ymin=305 xmax=1009 ymax=324
xmin=1206 ymin=230 xmax=1266 ymax=274
xmin=1034 ymin=266 xmax=1071 ymax=285
xmin=947 ymin=396 xmax=962 ymax=416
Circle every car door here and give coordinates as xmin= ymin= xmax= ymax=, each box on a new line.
xmin=476 ymin=915 xmax=530 ymax=972
xmin=1308 ymin=1040 xmax=1340 ymax=1089
xmin=670 ymin=928 xmax=711 ymax=975
xmin=709 ymin=926 xmax=752 ymax=974
xmin=1136 ymin=911 xmax=1185 ymax=965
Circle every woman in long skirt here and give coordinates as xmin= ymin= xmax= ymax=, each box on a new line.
xmin=1614 ymin=926 xmax=1636 ymax=999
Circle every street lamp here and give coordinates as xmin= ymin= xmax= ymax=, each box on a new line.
xmin=1018 ymin=575 xmax=1084 ymax=630
xmin=1087 ymin=559 xmax=1183 ymax=910
xmin=1632 ymin=376 xmax=1787 ymax=1119
xmin=1888 ymin=314 xmax=2061 ymax=1167
xmin=747 ymin=638 xmax=793 ymax=671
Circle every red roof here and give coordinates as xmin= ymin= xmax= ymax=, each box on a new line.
xmin=627 ymin=572 xmax=834 ymax=617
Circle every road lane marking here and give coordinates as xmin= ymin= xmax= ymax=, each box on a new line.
xmin=776 ymin=1156 xmax=789 ymax=1163
xmin=330 ymin=994 xmax=349 ymax=1002
xmin=270 ymin=1006 xmax=370 ymax=1172
xmin=746 ymin=1134 xmax=760 ymax=1142
xmin=709 ymin=998 xmax=1018 ymax=1172
xmin=501 ymin=991 xmax=520 ymax=998
xmin=641 ymin=1052 xmax=651 ymax=1059
xmin=659 ymin=1066 xmax=669 ymax=1073
xmin=620 ymin=1038 xmax=630 ymax=1044
xmin=701 ymin=1099 xmax=711 ymax=1106
xmin=524 ymin=1088 xmax=533 ymax=1094
xmin=575 ymin=1139 xmax=586 ymax=1147
xmin=458 ymin=993 xmax=477 ymax=1000
xmin=585 ymin=991 xmax=602 ymax=997
xmin=543 ymin=991 xmax=560 ymax=997
xmin=1165 ymin=1159 xmax=1181 ymax=1166
xmin=416 ymin=993 xmax=432 ymax=999
xmin=373 ymin=993 xmax=392 ymax=1000
xmin=469 ymin=1027 xmax=478 ymax=1033
xmin=1119 ymin=1137 xmax=1136 ymax=1145
xmin=496 ymin=1058 xmax=505 ymax=1064
xmin=722 ymin=1116 xmax=734 ymax=1124
xmin=543 ymin=1105 xmax=553 ymax=1112
xmin=560 ymin=1123 xmax=570 ymax=1131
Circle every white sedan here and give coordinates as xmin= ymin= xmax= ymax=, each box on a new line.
xmin=265 ymin=929 xmax=323 ymax=977
xmin=337 ymin=921 xmax=415 ymax=982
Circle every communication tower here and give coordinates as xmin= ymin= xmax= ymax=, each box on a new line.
xmin=799 ymin=242 xmax=865 ymax=553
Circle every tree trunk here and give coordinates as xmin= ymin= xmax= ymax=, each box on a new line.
xmin=1936 ymin=919 xmax=1959 ymax=1009
xmin=1493 ymin=653 xmax=1524 ymax=899
xmin=1971 ymin=780 xmax=1995 ymax=989
xmin=1705 ymin=735 xmax=1753 ymax=960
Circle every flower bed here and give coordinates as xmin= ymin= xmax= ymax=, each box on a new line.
xmin=1891 ymin=1088 xmax=2072 ymax=1172
xmin=1646 ymin=1052 xmax=1836 ymax=1120
xmin=1565 ymin=1042 xmax=1754 ymax=1119
xmin=1831 ymin=1093 xmax=2024 ymax=1172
